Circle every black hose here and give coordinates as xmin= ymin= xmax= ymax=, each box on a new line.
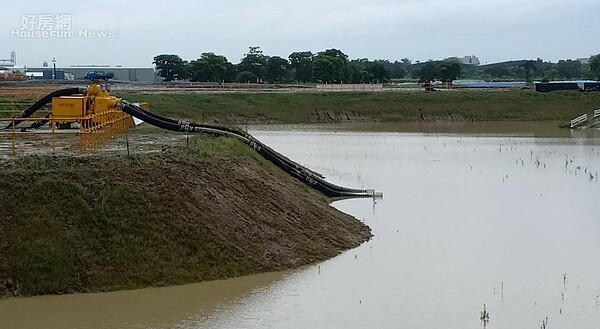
xmin=3 ymin=87 xmax=84 ymax=129
xmin=122 ymin=103 xmax=379 ymax=198
xmin=122 ymin=104 xmax=181 ymax=132
xmin=129 ymin=104 xmax=180 ymax=125
xmin=28 ymin=114 xmax=51 ymax=129
xmin=123 ymin=105 xmax=247 ymax=140
xmin=127 ymin=104 xmax=370 ymax=194
xmin=6 ymin=89 xmax=378 ymax=196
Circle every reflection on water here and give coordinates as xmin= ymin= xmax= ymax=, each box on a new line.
xmin=1 ymin=122 xmax=600 ymax=329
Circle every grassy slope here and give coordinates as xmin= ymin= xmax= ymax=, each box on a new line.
xmin=2 ymin=89 xmax=599 ymax=123
xmin=118 ymin=90 xmax=600 ymax=124
xmin=0 ymin=137 xmax=371 ymax=297
xmin=0 ymin=98 xmax=33 ymax=119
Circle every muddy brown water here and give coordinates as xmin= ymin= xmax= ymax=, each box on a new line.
xmin=1 ymin=122 xmax=600 ymax=329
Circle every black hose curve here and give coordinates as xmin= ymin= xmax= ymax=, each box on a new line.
xmin=3 ymin=87 xmax=84 ymax=129
xmin=29 ymin=114 xmax=51 ymax=129
xmin=126 ymin=104 xmax=372 ymax=195
xmin=122 ymin=104 xmax=378 ymax=198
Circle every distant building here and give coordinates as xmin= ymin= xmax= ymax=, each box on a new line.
xmin=459 ymin=55 xmax=481 ymax=66
xmin=0 ymin=51 xmax=17 ymax=67
xmin=578 ymin=57 xmax=590 ymax=65
xmin=62 ymin=67 xmax=159 ymax=82
xmin=24 ymin=66 xmax=160 ymax=83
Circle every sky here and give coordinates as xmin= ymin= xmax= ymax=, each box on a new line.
xmin=1 ymin=0 xmax=598 ymax=68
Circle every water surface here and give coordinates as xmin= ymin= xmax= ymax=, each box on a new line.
xmin=2 ymin=122 xmax=599 ymax=329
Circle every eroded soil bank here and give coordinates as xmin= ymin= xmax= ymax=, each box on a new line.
xmin=116 ymin=90 xmax=600 ymax=125
xmin=0 ymin=137 xmax=371 ymax=298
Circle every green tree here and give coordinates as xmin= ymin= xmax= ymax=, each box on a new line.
xmin=418 ymin=62 xmax=439 ymax=83
xmin=266 ymin=56 xmax=288 ymax=83
xmin=590 ymin=54 xmax=600 ymax=80
xmin=153 ymin=54 xmax=187 ymax=81
xmin=511 ymin=66 xmax=527 ymax=80
xmin=313 ymin=56 xmax=337 ymax=83
xmin=410 ymin=69 xmax=421 ymax=80
xmin=239 ymin=46 xmax=268 ymax=81
xmin=542 ymin=68 xmax=560 ymax=81
xmin=367 ymin=61 xmax=390 ymax=83
xmin=235 ymin=71 xmax=258 ymax=83
xmin=556 ymin=59 xmax=582 ymax=80
xmin=320 ymin=49 xmax=348 ymax=62
xmin=312 ymin=50 xmax=348 ymax=83
xmin=288 ymin=51 xmax=314 ymax=82
xmin=437 ymin=60 xmax=462 ymax=85
xmin=485 ymin=66 xmax=510 ymax=78
xmin=188 ymin=53 xmax=229 ymax=82
xmin=380 ymin=60 xmax=406 ymax=79
xmin=520 ymin=60 xmax=537 ymax=83
xmin=437 ymin=60 xmax=461 ymax=85
xmin=534 ymin=58 xmax=553 ymax=78
xmin=581 ymin=63 xmax=592 ymax=80
xmin=225 ymin=63 xmax=238 ymax=82
xmin=347 ymin=60 xmax=369 ymax=83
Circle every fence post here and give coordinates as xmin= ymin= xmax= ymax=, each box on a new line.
xmin=51 ymin=119 xmax=55 ymax=154
xmin=11 ymin=118 xmax=16 ymax=156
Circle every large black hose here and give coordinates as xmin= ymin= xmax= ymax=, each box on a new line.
xmin=121 ymin=102 xmax=380 ymax=198
xmin=3 ymin=87 xmax=85 ymax=129
xmin=6 ymin=89 xmax=379 ymax=197
xmin=127 ymin=104 xmax=372 ymax=195
xmin=28 ymin=114 xmax=51 ymax=129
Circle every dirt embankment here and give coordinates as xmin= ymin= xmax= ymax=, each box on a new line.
xmin=0 ymin=137 xmax=371 ymax=298
xmin=118 ymin=91 xmax=600 ymax=126
xmin=310 ymin=110 xmax=469 ymax=123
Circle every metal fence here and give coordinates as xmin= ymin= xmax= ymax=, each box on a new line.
xmin=315 ymin=84 xmax=384 ymax=92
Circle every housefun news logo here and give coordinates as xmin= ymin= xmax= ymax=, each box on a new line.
xmin=9 ymin=14 xmax=118 ymax=39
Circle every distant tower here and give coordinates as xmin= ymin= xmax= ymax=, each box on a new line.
xmin=0 ymin=51 xmax=16 ymax=67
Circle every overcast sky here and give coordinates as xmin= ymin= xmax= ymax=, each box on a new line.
xmin=1 ymin=0 xmax=598 ymax=67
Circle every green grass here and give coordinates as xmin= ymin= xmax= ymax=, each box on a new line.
xmin=3 ymin=90 xmax=599 ymax=123
xmin=117 ymin=90 xmax=600 ymax=123
xmin=2 ymin=177 xmax=251 ymax=295
xmin=0 ymin=136 xmax=370 ymax=297
xmin=0 ymin=98 xmax=33 ymax=118
xmin=0 ymin=138 xmax=260 ymax=295
xmin=0 ymin=137 xmax=262 ymax=171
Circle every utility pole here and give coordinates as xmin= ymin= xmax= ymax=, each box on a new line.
xmin=52 ymin=58 xmax=56 ymax=79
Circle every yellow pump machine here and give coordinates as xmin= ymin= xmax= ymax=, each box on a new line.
xmin=2 ymin=83 xmax=382 ymax=198
xmin=50 ymin=83 xmax=140 ymax=150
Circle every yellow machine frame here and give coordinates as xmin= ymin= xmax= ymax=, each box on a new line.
xmin=51 ymin=83 xmax=136 ymax=150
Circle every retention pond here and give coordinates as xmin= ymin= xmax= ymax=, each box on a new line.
xmin=1 ymin=121 xmax=599 ymax=329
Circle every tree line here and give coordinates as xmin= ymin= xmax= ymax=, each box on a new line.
xmin=461 ymin=56 xmax=600 ymax=83
xmin=154 ymin=47 xmax=412 ymax=84
xmin=153 ymin=48 xmax=600 ymax=84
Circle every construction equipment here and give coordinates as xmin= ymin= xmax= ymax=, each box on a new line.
xmin=1 ymin=83 xmax=382 ymax=198
xmin=53 ymin=82 xmax=134 ymax=149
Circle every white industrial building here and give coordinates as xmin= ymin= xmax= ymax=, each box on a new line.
xmin=61 ymin=67 xmax=160 ymax=82
xmin=24 ymin=66 xmax=160 ymax=83
xmin=459 ymin=55 xmax=481 ymax=66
